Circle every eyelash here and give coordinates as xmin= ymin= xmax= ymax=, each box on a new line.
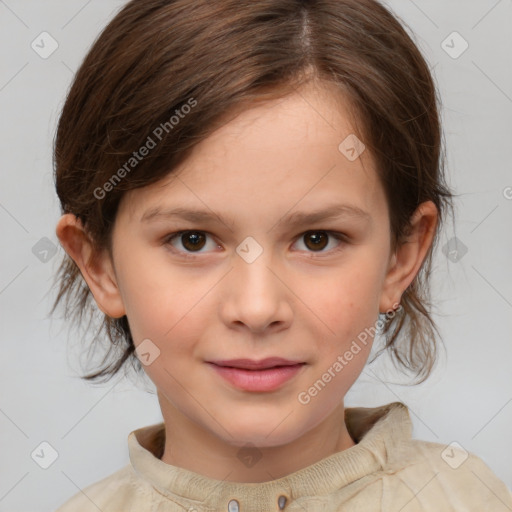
xmin=162 ymin=230 xmax=348 ymax=260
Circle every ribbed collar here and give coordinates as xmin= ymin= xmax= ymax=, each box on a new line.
xmin=128 ymin=401 xmax=412 ymax=511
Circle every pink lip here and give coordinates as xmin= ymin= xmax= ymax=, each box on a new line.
xmin=207 ymin=357 xmax=304 ymax=370
xmin=207 ymin=362 xmax=306 ymax=392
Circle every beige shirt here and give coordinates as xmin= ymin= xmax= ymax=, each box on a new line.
xmin=55 ymin=401 xmax=512 ymax=511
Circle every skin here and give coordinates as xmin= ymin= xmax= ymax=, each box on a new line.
xmin=56 ymin=79 xmax=438 ymax=483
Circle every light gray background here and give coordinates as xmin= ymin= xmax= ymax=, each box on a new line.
xmin=1 ymin=1 xmax=511 ymax=510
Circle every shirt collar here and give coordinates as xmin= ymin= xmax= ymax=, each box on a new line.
xmin=128 ymin=401 xmax=412 ymax=511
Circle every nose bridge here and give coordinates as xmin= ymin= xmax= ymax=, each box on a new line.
xmin=234 ymin=237 xmax=279 ymax=300
xmin=222 ymin=236 xmax=290 ymax=331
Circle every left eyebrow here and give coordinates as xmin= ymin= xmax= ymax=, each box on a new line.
xmin=140 ymin=203 xmax=372 ymax=230
xmin=274 ymin=204 xmax=371 ymax=229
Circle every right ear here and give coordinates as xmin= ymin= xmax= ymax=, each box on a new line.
xmin=55 ymin=213 xmax=126 ymax=318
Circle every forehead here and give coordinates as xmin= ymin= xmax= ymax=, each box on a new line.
xmin=119 ymin=80 xmax=384 ymax=225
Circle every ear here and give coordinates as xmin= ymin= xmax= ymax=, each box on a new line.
xmin=379 ymin=201 xmax=438 ymax=314
xmin=55 ymin=213 xmax=126 ymax=318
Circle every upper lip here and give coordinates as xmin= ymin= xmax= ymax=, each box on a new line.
xmin=207 ymin=357 xmax=305 ymax=370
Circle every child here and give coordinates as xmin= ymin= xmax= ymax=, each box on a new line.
xmin=51 ymin=0 xmax=512 ymax=510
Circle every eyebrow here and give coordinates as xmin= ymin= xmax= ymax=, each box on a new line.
xmin=140 ymin=204 xmax=371 ymax=230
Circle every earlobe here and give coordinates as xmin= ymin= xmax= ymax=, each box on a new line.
xmin=379 ymin=201 xmax=438 ymax=313
xmin=55 ymin=214 xmax=126 ymax=318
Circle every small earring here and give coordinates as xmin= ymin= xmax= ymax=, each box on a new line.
xmin=379 ymin=301 xmax=401 ymax=316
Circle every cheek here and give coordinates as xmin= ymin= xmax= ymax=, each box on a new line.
xmin=118 ymin=262 xmax=214 ymax=359
xmin=114 ymin=253 xmax=178 ymax=342
xmin=298 ymin=264 xmax=382 ymax=335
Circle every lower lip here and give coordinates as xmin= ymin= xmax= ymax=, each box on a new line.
xmin=208 ymin=363 xmax=305 ymax=392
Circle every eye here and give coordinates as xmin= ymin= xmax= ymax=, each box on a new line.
xmin=163 ymin=230 xmax=347 ymax=258
xmin=164 ymin=230 xmax=219 ymax=258
xmin=292 ymin=231 xmax=346 ymax=256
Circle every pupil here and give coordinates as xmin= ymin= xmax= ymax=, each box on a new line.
xmin=306 ymin=232 xmax=327 ymax=251
xmin=183 ymin=232 xmax=205 ymax=250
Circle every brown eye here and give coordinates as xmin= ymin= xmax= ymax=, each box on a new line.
xmin=180 ymin=231 xmax=206 ymax=251
xmin=303 ymin=231 xmax=329 ymax=251
xmin=293 ymin=230 xmax=347 ymax=255
xmin=165 ymin=230 xmax=216 ymax=257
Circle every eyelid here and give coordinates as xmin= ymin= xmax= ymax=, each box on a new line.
xmin=163 ymin=229 xmax=348 ymax=259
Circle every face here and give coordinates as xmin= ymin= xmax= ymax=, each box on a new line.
xmin=107 ymin=80 xmax=398 ymax=448
xmin=59 ymin=80 xmax=436 ymax=458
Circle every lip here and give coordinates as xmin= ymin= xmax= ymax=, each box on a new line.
xmin=207 ymin=357 xmax=304 ymax=370
xmin=207 ymin=362 xmax=306 ymax=392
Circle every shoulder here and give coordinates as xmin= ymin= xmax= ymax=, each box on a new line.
xmin=54 ymin=464 xmax=153 ymax=512
xmin=380 ymin=438 xmax=512 ymax=511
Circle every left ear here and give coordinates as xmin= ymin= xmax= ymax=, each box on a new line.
xmin=379 ymin=200 xmax=438 ymax=313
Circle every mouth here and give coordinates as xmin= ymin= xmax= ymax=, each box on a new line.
xmin=206 ymin=357 xmax=306 ymax=371
xmin=207 ymin=362 xmax=306 ymax=392
xmin=209 ymin=363 xmax=306 ymax=371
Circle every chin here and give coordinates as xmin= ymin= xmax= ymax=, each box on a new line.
xmin=217 ymin=421 xmax=303 ymax=449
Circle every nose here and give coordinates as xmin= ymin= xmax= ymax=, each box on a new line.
xmin=219 ymin=247 xmax=293 ymax=334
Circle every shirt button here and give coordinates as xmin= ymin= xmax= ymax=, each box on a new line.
xmin=278 ymin=495 xmax=287 ymax=509
xmin=228 ymin=499 xmax=239 ymax=512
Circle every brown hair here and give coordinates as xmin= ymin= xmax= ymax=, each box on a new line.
xmin=51 ymin=0 xmax=455 ymax=385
